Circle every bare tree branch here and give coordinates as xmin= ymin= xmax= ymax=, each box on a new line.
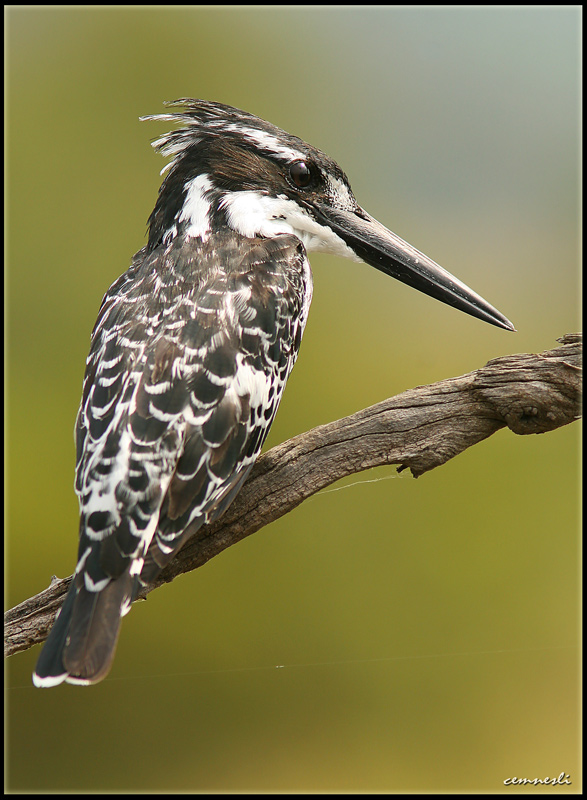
xmin=5 ymin=334 xmax=581 ymax=659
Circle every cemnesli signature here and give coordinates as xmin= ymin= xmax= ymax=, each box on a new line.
xmin=504 ymin=772 xmax=571 ymax=786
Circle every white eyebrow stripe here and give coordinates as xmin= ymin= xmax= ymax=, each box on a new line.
xmin=223 ymin=124 xmax=305 ymax=162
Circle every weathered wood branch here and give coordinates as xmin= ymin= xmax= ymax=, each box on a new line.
xmin=5 ymin=334 xmax=581 ymax=659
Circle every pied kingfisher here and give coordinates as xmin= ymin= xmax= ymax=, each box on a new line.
xmin=33 ymin=99 xmax=514 ymax=687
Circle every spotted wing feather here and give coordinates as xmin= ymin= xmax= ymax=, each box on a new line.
xmin=33 ymin=231 xmax=311 ymax=686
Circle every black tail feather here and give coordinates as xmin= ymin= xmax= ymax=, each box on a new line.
xmin=32 ymin=583 xmax=79 ymax=687
xmin=33 ymin=572 xmax=133 ymax=687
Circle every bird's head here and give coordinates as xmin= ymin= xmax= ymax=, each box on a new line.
xmin=142 ymin=99 xmax=514 ymax=331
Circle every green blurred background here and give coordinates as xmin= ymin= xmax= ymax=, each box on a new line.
xmin=5 ymin=6 xmax=580 ymax=793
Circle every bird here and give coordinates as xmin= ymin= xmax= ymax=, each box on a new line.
xmin=33 ymin=99 xmax=514 ymax=687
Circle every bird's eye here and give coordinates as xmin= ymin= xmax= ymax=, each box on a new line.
xmin=289 ymin=160 xmax=313 ymax=189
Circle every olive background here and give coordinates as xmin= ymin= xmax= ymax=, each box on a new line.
xmin=6 ymin=6 xmax=580 ymax=793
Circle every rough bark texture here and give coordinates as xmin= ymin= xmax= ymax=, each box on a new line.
xmin=5 ymin=334 xmax=581 ymax=659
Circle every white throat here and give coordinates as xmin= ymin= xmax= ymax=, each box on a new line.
xmin=219 ymin=191 xmax=359 ymax=260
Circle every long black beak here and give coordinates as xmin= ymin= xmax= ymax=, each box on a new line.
xmin=314 ymin=204 xmax=515 ymax=331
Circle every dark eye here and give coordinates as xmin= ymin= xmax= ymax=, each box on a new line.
xmin=289 ymin=160 xmax=312 ymax=188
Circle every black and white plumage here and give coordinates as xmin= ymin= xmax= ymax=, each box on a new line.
xmin=33 ymin=100 xmax=514 ymax=687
